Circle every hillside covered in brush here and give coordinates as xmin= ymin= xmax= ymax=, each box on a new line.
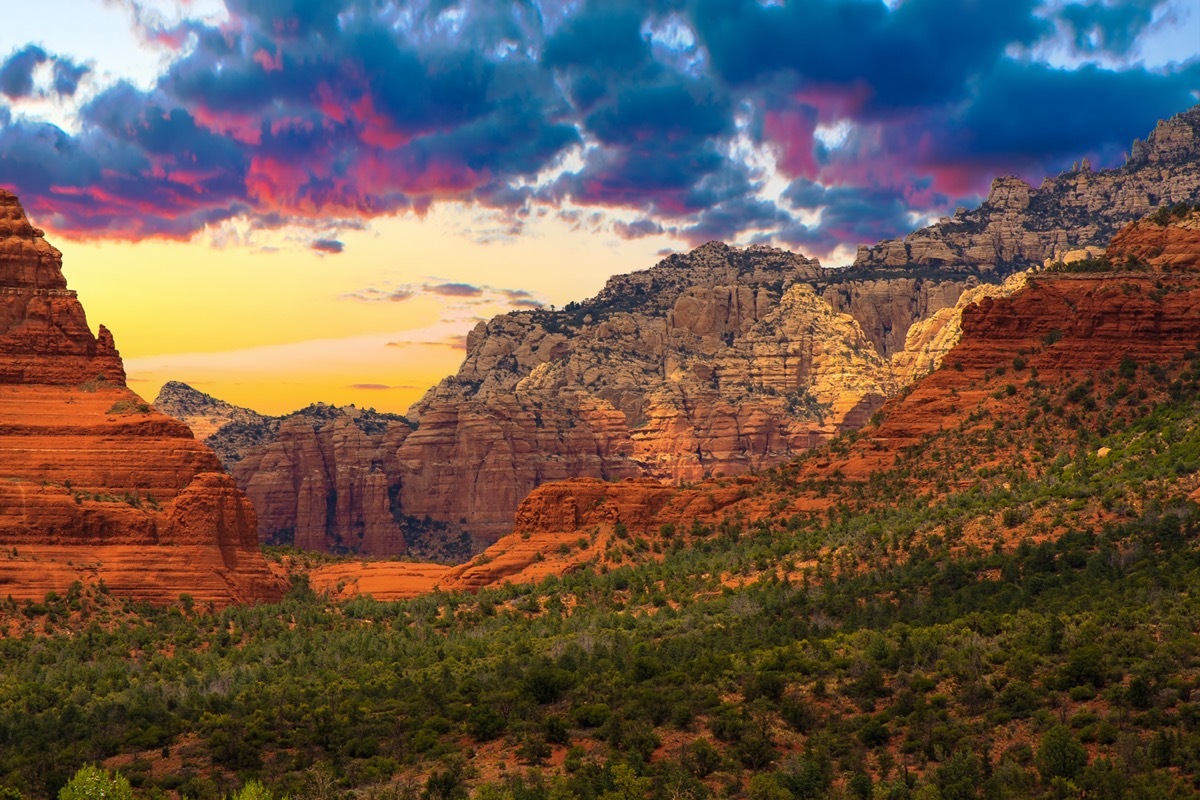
xmin=4 ymin=210 xmax=1200 ymax=799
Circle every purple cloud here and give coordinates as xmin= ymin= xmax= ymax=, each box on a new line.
xmin=0 ymin=0 xmax=1193 ymax=260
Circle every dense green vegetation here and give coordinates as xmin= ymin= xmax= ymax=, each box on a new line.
xmin=1148 ymin=202 xmax=1200 ymax=227
xmin=5 ymin=357 xmax=1200 ymax=800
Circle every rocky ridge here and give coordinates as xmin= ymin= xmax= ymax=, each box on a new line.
xmin=153 ymin=380 xmax=270 ymax=445
xmin=0 ymin=190 xmax=281 ymax=605
xmin=175 ymin=109 xmax=1200 ymax=557
xmin=502 ymin=213 xmax=1200 ymax=552
xmin=312 ymin=217 xmax=1200 ymax=600
xmin=853 ymin=105 xmax=1200 ymax=274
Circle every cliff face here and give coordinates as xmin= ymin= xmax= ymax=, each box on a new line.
xmin=399 ymin=242 xmax=894 ymax=543
xmin=508 ymin=215 xmax=1200 ymax=548
xmin=153 ymin=384 xmax=425 ymax=557
xmin=890 ymin=271 xmax=1030 ymax=385
xmin=817 ymin=276 xmax=974 ymax=356
xmin=168 ymin=243 xmax=899 ymax=552
xmin=1105 ymin=206 xmax=1200 ymax=270
xmin=853 ymin=106 xmax=1200 ymax=274
xmin=311 ymin=245 xmax=1200 ymax=600
xmin=0 ymin=190 xmax=281 ymax=605
xmin=232 ymin=411 xmax=420 ymax=556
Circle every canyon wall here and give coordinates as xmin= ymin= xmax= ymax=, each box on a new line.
xmin=509 ymin=213 xmax=1200 ymax=547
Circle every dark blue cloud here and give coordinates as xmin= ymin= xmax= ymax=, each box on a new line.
xmin=585 ymin=81 xmax=730 ymax=145
xmin=941 ymin=60 xmax=1200 ymax=164
xmin=781 ymin=179 xmax=921 ymax=252
xmin=692 ymin=0 xmax=1047 ymax=111
xmin=0 ymin=0 xmax=1194 ymax=257
xmin=0 ymin=46 xmax=91 ymax=100
xmin=0 ymin=46 xmax=48 ymax=99
xmin=1058 ymin=0 xmax=1168 ymax=57
xmin=52 ymin=59 xmax=90 ymax=97
xmin=543 ymin=4 xmax=652 ymax=75
xmin=311 ymin=238 xmax=344 ymax=253
xmin=224 ymin=0 xmax=343 ymax=38
xmin=682 ymin=196 xmax=792 ymax=244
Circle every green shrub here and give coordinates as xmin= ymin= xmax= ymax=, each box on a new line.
xmin=1036 ymin=725 xmax=1088 ymax=781
xmin=58 ymin=766 xmax=132 ymax=800
xmin=230 ymin=781 xmax=276 ymax=800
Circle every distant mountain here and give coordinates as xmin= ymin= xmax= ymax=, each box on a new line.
xmin=153 ymin=381 xmax=271 ymax=457
xmin=153 ymin=384 xmax=429 ymax=557
xmin=154 ymin=382 xmax=410 ymax=466
xmin=852 ymin=105 xmax=1200 ymax=274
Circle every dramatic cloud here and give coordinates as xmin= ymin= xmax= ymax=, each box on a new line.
xmin=0 ymin=46 xmax=48 ymax=99
xmin=1057 ymin=0 xmax=1170 ymax=57
xmin=0 ymin=46 xmax=91 ymax=99
xmin=0 ymin=0 xmax=1196 ymax=258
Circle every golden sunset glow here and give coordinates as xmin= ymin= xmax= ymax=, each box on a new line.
xmin=59 ymin=207 xmax=672 ymax=414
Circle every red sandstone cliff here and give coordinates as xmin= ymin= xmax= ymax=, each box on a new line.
xmin=0 ymin=190 xmax=282 ymax=605
xmin=1106 ymin=206 xmax=1200 ymax=270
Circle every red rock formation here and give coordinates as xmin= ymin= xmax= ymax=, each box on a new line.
xmin=234 ymin=412 xmax=413 ymax=554
xmin=395 ymin=396 xmax=641 ymax=546
xmin=1107 ymin=209 xmax=1200 ymax=270
xmin=307 ymin=254 xmax=1200 ymax=601
xmin=173 ymin=243 xmax=893 ymax=555
xmin=0 ymin=189 xmax=281 ymax=605
xmin=396 ymin=245 xmax=893 ymax=545
xmin=504 ymin=220 xmax=1200 ymax=540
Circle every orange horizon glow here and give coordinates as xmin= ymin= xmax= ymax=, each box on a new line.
xmin=55 ymin=207 xmax=675 ymax=416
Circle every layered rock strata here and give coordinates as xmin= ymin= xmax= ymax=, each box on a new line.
xmin=508 ymin=215 xmax=1200 ymax=544
xmin=401 ymin=243 xmax=893 ymax=543
xmin=0 ymin=190 xmax=281 ymax=605
xmin=1106 ymin=207 xmax=1200 ymax=270
xmin=304 ymin=215 xmax=1200 ymax=598
xmin=172 ymin=244 xmax=899 ymax=552
xmin=154 ymin=384 xmax=421 ymax=557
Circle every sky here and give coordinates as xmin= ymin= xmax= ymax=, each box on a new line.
xmin=0 ymin=0 xmax=1197 ymax=415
